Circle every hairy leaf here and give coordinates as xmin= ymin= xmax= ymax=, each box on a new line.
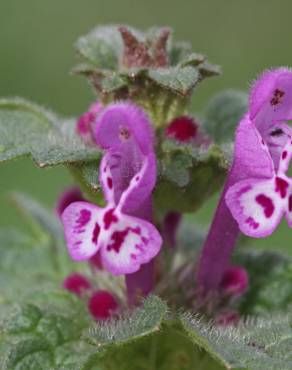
xmin=180 ymin=312 xmax=292 ymax=370
xmin=83 ymin=295 xmax=168 ymax=347
xmin=0 ymin=98 xmax=100 ymax=167
xmin=204 ymin=90 xmax=248 ymax=143
xmin=155 ymin=141 xmax=228 ymax=212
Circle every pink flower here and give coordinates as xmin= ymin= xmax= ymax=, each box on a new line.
xmin=62 ymin=103 xmax=162 ymax=276
xmin=88 ymin=290 xmax=118 ymax=320
xmin=63 ymin=272 xmax=92 ymax=297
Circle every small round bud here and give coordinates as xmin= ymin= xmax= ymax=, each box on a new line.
xmin=63 ymin=272 xmax=92 ymax=297
xmin=88 ymin=290 xmax=118 ymax=320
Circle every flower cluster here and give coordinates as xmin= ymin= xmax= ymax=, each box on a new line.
xmin=59 ymin=67 xmax=292 ymax=319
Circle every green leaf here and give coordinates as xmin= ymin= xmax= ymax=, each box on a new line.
xmin=83 ymin=295 xmax=168 ymax=347
xmin=75 ymin=25 xmax=123 ymax=69
xmin=0 ymin=98 xmax=100 ymax=167
xmin=148 ymin=66 xmax=200 ymax=96
xmin=155 ymin=141 xmax=228 ymax=213
xmin=180 ymin=312 xmax=292 ymax=370
xmin=235 ymin=250 xmax=292 ymax=315
xmin=9 ymin=192 xmax=62 ymax=241
xmin=179 ymin=52 xmax=205 ymax=67
xmin=0 ymin=296 xmax=92 ymax=370
xmin=204 ymin=90 xmax=248 ymax=143
xmin=168 ymin=41 xmax=192 ymax=66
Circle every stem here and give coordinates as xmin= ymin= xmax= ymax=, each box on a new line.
xmin=196 ymin=170 xmax=240 ymax=293
xmin=126 ymin=261 xmax=155 ymax=306
xmin=125 ymin=196 xmax=157 ymax=306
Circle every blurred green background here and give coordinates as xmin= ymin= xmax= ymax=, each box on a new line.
xmin=0 ymin=0 xmax=291 ymax=252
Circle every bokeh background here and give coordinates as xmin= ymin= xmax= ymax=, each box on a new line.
xmin=0 ymin=0 xmax=291 ymax=252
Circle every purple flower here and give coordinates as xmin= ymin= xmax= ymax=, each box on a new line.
xmin=62 ymin=103 xmax=162 ymax=276
xmin=197 ymin=68 xmax=292 ymax=293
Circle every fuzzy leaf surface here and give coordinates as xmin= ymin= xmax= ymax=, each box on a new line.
xmin=204 ymin=90 xmax=248 ymax=143
xmin=0 ymin=98 xmax=100 ymax=167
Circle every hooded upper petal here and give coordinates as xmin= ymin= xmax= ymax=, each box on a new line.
xmin=232 ymin=114 xmax=274 ymax=181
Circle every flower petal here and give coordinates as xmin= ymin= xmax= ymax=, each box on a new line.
xmin=100 ymin=213 xmax=162 ymax=275
xmin=285 ymin=186 xmax=292 ymax=228
xmin=233 ymin=115 xmax=274 ymax=180
xmin=250 ymin=68 xmax=292 ymax=129
xmin=118 ymin=153 xmax=156 ymax=214
xmin=226 ymin=178 xmax=286 ymax=237
xmin=95 ymin=102 xmax=154 ymax=155
xmin=100 ymin=151 xmax=123 ymax=206
xmin=61 ymin=201 xmax=104 ymax=261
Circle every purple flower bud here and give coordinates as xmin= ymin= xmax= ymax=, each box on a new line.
xmin=76 ymin=101 xmax=102 ymax=144
xmin=88 ymin=290 xmax=118 ymax=320
xmin=166 ymin=116 xmax=198 ymax=142
xmin=165 ymin=116 xmax=211 ymax=147
xmin=162 ymin=211 xmax=181 ymax=248
xmin=63 ymin=272 xmax=91 ymax=297
xmin=56 ymin=187 xmax=84 ymax=217
xmin=220 ymin=266 xmax=248 ymax=295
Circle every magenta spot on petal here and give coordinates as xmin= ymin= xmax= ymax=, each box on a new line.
xmin=261 ymin=139 xmax=265 ymax=145
xmin=88 ymin=290 xmax=118 ymax=320
xmin=107 ymin=228 xmax=129 ymax=253
xmin=106 ymin=226 xmax=142 ymax=254
xmin=135 ymin=176 xmax=140 ymax=182
xmin=119 ymin=126 xmax=131 ymax=140
xmin=237 ymin=185 xmax=252 ymax=197
xmin=275 ymin=177 xmax=289 ymax=198
xmin=289 ymin=195 xmax=292 ymax=212
xmin=256 ymin=194 xmax=275 ymax=218
xmin=135 ymin=244 xmax=144 ymax=252
xmin=270 ymin=89 xmax=285 ymax=106
xmin=141 ymin=236 xmax=149 ymax=245
xmin=245 ymin=217 xmax=259 ymax=229
xmin=107 ymin=177 xmax=113 ymax=189
xmin=103 ymin=208 xmax=118 ymax=230
xmin=282 ymin=150 xmax=288 ymax=160
xmin=92 ymin=223 xmax=101 ymax=244
xmin=76 ymin=209 xmax=91 ymax=228
xmin=131 ymin=253 xmax=137 ymax=260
